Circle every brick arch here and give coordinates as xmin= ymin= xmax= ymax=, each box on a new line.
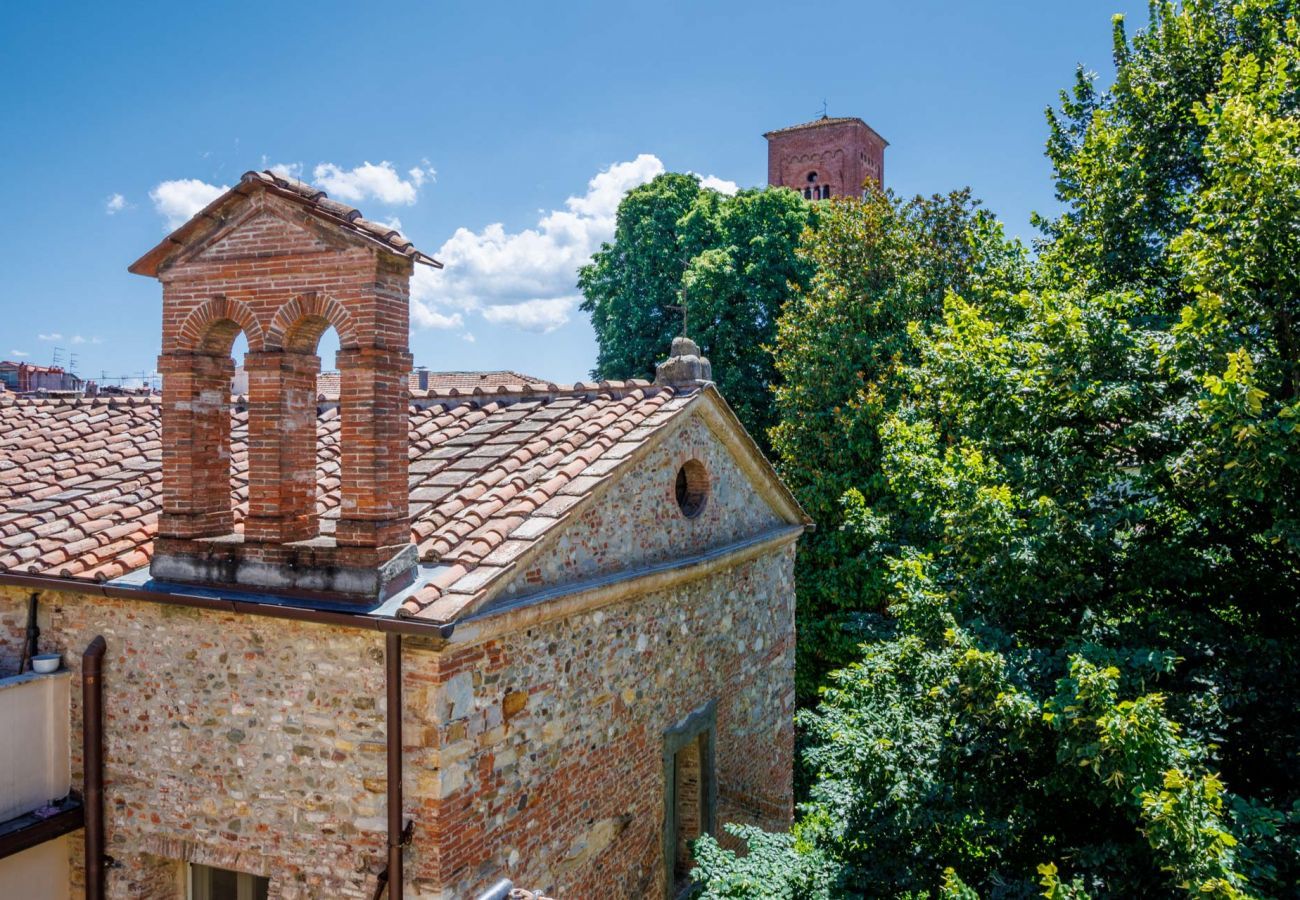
xmin=176 ymin=295 xmax=266 ymax=354
xmin=265 ymin=292 xmax=359 ymax=353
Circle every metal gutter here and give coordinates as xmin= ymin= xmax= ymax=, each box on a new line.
xmin=83 ymin=635 xmax=106 ymax=900
xmin=450 ymin=524 xmax=806 ymax=646
xmin=0 ymin=572 xmax=455 ymax=641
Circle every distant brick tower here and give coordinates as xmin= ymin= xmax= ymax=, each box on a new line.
xmin=764 ymin=115 xmax=887 ymax=199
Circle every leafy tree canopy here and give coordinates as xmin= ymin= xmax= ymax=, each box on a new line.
xmin=768 ymin=187 xmax=990 ymax=695
xmin=579 ymin=174 xmax=815 ymax=451
xmin=695 ymin=0 xmax=1300 ymax=895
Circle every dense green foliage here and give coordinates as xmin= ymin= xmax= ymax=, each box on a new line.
xmin=693 ymin=0 xmax=1300 ymax=896
xmin=579 ymin=175 xmax=815 ymax=450
xmin=768 ymin=188 xmax=987 ymax=696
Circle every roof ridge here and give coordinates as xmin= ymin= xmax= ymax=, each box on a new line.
xmin=0 ymin=395 xmax=160 ymax=408
xmin=129 ymin=170 xmax=442 ymax=276
xmin=405 ymin=378 xmax=669 ymax=404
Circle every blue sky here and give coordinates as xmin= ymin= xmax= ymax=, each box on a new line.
xmin=0 ymin=0 xmax=1147 ymax=384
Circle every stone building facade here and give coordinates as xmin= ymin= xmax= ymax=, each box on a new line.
xmin=0 ymin=170 xmax=805 ymax=899
xmin=765 ymin=115 xmax=888 ymax=199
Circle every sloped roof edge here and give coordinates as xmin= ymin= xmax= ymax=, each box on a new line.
xmin=128 ymin=170 xmax=442 ymax=277
xmin=763 ymin=115 xmax=889 ymax=147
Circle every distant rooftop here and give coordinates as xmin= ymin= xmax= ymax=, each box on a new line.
xmin=315 ymin=370 xmax=543 ymax=399
xmin=763 ymin=115 xmax=889 ymax=145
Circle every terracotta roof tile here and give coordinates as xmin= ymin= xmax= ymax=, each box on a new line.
xmin=0 ymin=381 xmax=696 ymax=622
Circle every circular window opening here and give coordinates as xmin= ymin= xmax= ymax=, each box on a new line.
xmin=675 ymin=460 xmax=709 ymax=518
xmin=806 ymin=171 xmax=819 ymax=183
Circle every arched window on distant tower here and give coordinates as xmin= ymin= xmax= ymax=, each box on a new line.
xmin=805 ymin=171 xmax=826 ymax=201
xmin=802 ymin=171 xmax=833 ymax=200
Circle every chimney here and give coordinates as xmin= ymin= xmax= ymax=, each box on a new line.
xmin=654 ymin=336 xmax=712 ymax=387
xmin=129 ymin=170 xmax=441 ymax=602
xmin=415 ymin=366 xmax=430 ymax=391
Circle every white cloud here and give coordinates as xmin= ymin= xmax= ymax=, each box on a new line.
xmin=312 ymin=161 xmax=424 ymax=205
xmin=10 ymin=350 xmax=28 ymax=358
xmin=105 ymin=193 xmax=127 ymax=214
xmin=412 ymin=153 xmax=665 ymax=334
xmin=38 ymin=333 xmax=62 ymax=341
xmin=71 ymin=335 xmax=86 ymax=344
xmin=482 ymin=298 xmax=579 ymax=334
xmin=408 ymin=159 xmax=435 ymax=188
xmin=460 ymin=332 xmax=476 ymax=344
xmin=697 ymin=174 xmax=739 ymax=195
xmin=150 ymin=178 xmax=228 ymax=230
xmin=411 ymin=305 xmax=464 ymax=330
xmin=261 ymin=158 xmax=303 ymax=180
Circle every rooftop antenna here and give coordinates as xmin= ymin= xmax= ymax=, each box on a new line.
xmin=69 ymin=353 xmax=79 ymax=373
xmin=51 ymin=347 xmax=64 ymax=367
xmin=820 ymin=98 xmax=828 ymax=118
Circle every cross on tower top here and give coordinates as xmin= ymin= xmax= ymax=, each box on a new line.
xmin=666 ymin=283 xmax=690 ymax=339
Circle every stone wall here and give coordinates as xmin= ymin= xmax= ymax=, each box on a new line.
xmin=418 ymin=545 xmax=797 ymax=899
xmin=496 ymin=412 xmax=785 ymax=603
xmin=0 ymin=585 xmax=391 ymax=900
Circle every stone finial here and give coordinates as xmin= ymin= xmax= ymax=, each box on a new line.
xmin=655 ymin=336 xmax=712 ymax=387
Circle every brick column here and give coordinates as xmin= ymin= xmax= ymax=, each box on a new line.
xmin=334 ymin=347 xmax=412 ymax=549
xmin=156 ymin=352 xmax=234 ymax=539
xmin=243 ymin=349 xmax=321 ymax=544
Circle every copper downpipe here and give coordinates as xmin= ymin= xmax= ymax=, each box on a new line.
xmin=82 ymin=635 xmax=106 ymax=900
xmin=386 ymin=632 xmax=404 ymax=900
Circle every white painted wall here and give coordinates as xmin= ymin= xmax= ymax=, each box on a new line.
xmin=0 ymin=670 xmax=73 ymax=899
xmin=0 ymin=670 xmax=71 ymax=820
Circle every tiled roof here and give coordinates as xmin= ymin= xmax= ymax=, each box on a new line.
xmin=763 ymin=115 xmax=889 ymax=144
xmin=0 ymin=382 xmax=696 ymax=621
xmin=313 ymin=370 xmax=543 ymax=399
xmin=129 ymin=170 xmax=441 ymax=276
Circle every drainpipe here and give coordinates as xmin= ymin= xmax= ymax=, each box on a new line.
xmin=19 ymin=593 xmax=39 ymax=674
xmin=386 ymin=632 xmax=404 ymax=900
xmin=83 ymin=635 xmax=106 ymax=900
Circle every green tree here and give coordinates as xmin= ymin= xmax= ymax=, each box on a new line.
xmin=580 ymin=172 xmax=701 ymax=383
xmin=580 ymin=175 xmax=815 ymax=451
xmin=768 ymin=187 xmax=990 ymax=696
xmin=695 ymin=1 xmax=1300 ymax=895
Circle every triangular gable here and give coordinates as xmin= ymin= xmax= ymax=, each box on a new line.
xmin=192 ymin=207 xmax=333 ymax=264
xmin=129 ymin=170 xmax=440 ymax=277
xmin=419 ymin=386 xmax=808 ymax=624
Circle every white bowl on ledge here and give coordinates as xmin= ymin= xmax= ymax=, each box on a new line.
xmin=31 ymin=653 xmax=62 ymax=674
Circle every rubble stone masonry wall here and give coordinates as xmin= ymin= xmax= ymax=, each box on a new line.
xmin=0 ymin=586 xmax=391 ymax=899
xmin=418 ymin=544 xmax=797 ymax=899
xmin=497 ymin=411 xmax=785 ymax=601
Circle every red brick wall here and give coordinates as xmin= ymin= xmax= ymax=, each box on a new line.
xmin=153 ymin=188 xmax=413 ymax=567
xmin=766 ymin=120 xmax=886 ymax=198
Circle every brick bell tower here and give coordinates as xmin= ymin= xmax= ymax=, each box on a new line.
xmin=764 ymin=115 xmax=888 ymax=199
xmin=130 ymin=170 xmax=441 ymax=602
